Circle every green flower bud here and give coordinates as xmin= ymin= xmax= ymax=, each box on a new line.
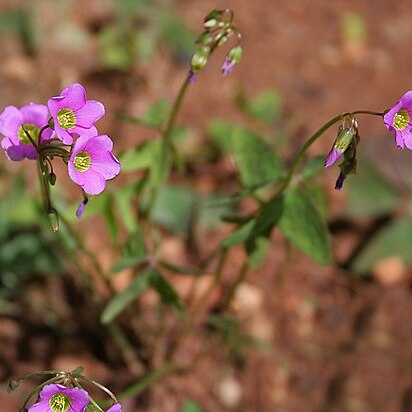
xmin=7 ymin=379 xmax=20 ymax=393
xmin=49 ymin=172 xmax=57 ymax=186
xmin=197 ymin=31 xmax=213 ymax=46
xmin=191 ymin=46 xmax=210 ymax=72
xmin=227 ymin=45 xmax=243 ymax=64
xmin=48 ymin=208 xmax=59 ymax=232
xmin=204 ymin=10 xmax=222 ymax=28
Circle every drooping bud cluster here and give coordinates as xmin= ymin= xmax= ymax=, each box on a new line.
xmin=8 ymin=367 xmax=121 ymax=412
xmin=325 ymin=115 xmax=359 ymax=190
xmin=189 ymin=9 xmax=243 ymax=82
xmin=0 ymin=83 xmax=121 ymax=228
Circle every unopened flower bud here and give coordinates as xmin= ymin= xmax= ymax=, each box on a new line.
xmin=49 ymin=172 xmax=57 ymax=186
xmin=217 ymin=34 xmax=229 ymax=46
xmin=325 ymin=116 xmax=358 ymax=168
xmin=48 ymin=207 xmax=59 ymax=232
xmin=197 ymin=31 xmax=213 ymax=46
xmin=227 ymin=45 xmax=243 ymax=64
xmin=7 ymin=379 xmax=20 ymax=393
xmin=204 ymin=10 xmax=222 ymax=28
xmin=191 ymin=46 xmax=210 ymax=72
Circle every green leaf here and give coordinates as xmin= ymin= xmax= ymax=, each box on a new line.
xmin=247 ymin=237 xmax=269 ymax=269
xmin=221 ymin=196 xmax=284 ymax=248
xmin=221 ymin=219 xmax=256 ymax=248
xmin=111 ymin=229 xmax=147 ymax=273
xmin=181 ymin=400 xmax=203 ymax=412
xmin=279 ymin=187 xmax=331 ymax=265
xmin=119 ymin=138 xmax=162 ymax=172
xmin=198 ymin=194 xmax=234 ymax=228
xmin=346 ymin=159 xmax=400 ymax=217
xmin=114 ymin=182 xmax=139 ymax=233
xmin=149 ymin=270 xmax=184 ymax=316
xmin=101 ymin=270 xmax=153 ymax=323
xmin=142 ymin=99 xmax=170 ymax=128
xmin=352 ymin=216 xmax=412 ymax=274
xmin=207 ymin=119 xmax=236 ymax=153
xmin=152 ymin=185 xmax=196 ymax=236
xmin=247 ymin=89 xmax=282 ymax=124
xmin=103 ymin=193 xmax=119 ymax=246
xmin=233 ymin=127 xmax=284 ymax=188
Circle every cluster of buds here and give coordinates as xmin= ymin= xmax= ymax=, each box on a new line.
xmin=0 ymin=83 xmax=121 ymax=229
xmin=8 ymin=367 xmax=121 ymax=411
xmin=325 ymin=115 xmax=359 ymax=190
xmin=189 ymin=9 xmax=243 ymax=83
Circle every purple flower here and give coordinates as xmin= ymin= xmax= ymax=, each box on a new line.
xmin=335 ymin=172 xmax=346 ymax=190
xmin=324 ymin=147 xmax=343 ymax=168
xmin=28 ymin=383 xmax=89 ymax=412
xmin=106 ymin=403 xmax=122 ymax=412
xmin=76 ymin=200 xmax=88 ymax=218
xmin=0 ymin=104 xmax=52 ymax=161
xmin=222 ymin=57 xmax=235 ymax=77
xmin=68 ymin=134 xmax=121 ymax=195
xmin=48 ymin=83 xmax=105 ymax=145
xmin=384 ymin=91 xmax=412 ymax=150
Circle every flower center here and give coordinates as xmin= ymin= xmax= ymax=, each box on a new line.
xmin=17 ymin=124 xmax=40 ymax=145
xmin=73 ymin=151 xmax=91 ymax=172
xmin=49 ymin=393 xmax=71 ymax=412
xmin=394 ymin=109 xmax=410 ymax=131
xmin=57 ymin=108 xmax=76 ymax=130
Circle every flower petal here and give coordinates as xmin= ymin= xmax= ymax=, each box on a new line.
xmin=91 ymin=151 xmax=121 ymax=179
xmin=85 ymin=134 xmax=114 ymax=153
xmin=71 ymin=134 xmax=93 ymax=156
xmin=0 ymin=106 xmax=23 ymax=136
xmin=59 ymin=83 xmax=87 ymax=111
xmin=106 ymin=403 xmax=122 ymax=412
xmin=81 ymin=169 xmax=107 ymax=195
xmin=324 ymin=147 xmax=343 ymax=168
xmin=54 ymin=124 xmax=73 ymax=144
xmin=23 ymin=145 xmax=38 ymax=160
xmin=20 ymin=103 xmax=50 ymax=127
xmin=397 ymin=90 xmax=412 ymax=109
xmin=75 ymin=100 xmax=105 ymax=128
xmin=68 ymin=161 xmax=86 ymax=186
xmin=71 ymin=125 xmax=98 ymax=138
xmin=1 ymin=137 xmax=24 ymax=161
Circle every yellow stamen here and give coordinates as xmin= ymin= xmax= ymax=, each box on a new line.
xmin=73 ymin=151 xmax=91 ymax=172
xmin=394 ymin=109 xmax=410 ymax=131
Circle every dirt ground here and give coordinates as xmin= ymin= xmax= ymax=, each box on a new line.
xmin=1 ymin=0 xmax=412 ymax=411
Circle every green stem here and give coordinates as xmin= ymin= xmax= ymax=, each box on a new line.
xmin=162 ymin=76 xmax=190 ymax=170
xmin=163 ymin=77 xmax=190 ymax=143
xmin=76 ymin=374 xmax=118 ymax=403
xmin=118 ymin=362 xmax=182 ymax=400
xmin=21 ymin=376 xmax=62 ymax=409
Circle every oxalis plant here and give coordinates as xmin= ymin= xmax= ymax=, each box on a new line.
xmin=2 ymin=7 xmax=411 ymax=411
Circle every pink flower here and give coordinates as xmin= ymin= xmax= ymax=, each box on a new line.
xmin=0 ymin=104 xmax=52 ymax=161
xmin=48 ymin=83 xmax=105 ymax=144
xmin=68 ymin=134 xmax=121 ymax=195
xmin=384 ymin=90 xmax=412 ymax=150
xmin=28 ymin=383 xmax=89 ymax=412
